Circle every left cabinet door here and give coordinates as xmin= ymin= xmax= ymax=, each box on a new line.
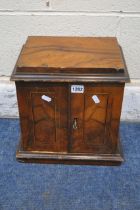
xmin=16 ymin=82 xmax=68 ymax=152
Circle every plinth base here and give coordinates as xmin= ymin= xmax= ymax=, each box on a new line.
xmin=16 ymin=138 xmax=124 ymax=166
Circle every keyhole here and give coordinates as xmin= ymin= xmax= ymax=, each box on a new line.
xmin=73 ymin=118 xmax=78 ymax=129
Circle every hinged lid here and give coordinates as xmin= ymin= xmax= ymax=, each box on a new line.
xmin=11 ymin=36 xmax=129 ymax=82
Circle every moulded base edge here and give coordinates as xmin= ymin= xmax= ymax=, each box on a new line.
xmin=16 ymin=138 xmax=124 ymax=166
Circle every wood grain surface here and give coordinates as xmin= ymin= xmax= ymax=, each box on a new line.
xmin=17 ymin=36 xmax=125 ymax=72
xmin=13 ymin=37 xmax=128 ymax=165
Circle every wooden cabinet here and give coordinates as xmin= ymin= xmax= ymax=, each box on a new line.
xmin=11 ymin=36 xmax=129 ymax=165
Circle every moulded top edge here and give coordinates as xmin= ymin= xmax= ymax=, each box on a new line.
xmin=10 ymin=72 xmax=130 ymax=83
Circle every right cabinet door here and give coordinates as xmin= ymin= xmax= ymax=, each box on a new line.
xmin=70 ymin=84 xmax=124 ymax=154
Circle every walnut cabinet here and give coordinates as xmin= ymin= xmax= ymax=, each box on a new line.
xmin=11 ymin=36 xmax=129 ymax=165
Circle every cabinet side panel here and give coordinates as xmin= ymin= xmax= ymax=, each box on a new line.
xmin=16 ymin=82 xmax=33 ymax=150
xmin=110 ymin=84 xmax=125 ymax=151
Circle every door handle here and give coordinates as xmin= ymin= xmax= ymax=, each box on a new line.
xmin=73 ymin=118 xmax=78 ymax=130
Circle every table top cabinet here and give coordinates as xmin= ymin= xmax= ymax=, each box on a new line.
xmin=11 ymin=36 xmax=129 ymax=165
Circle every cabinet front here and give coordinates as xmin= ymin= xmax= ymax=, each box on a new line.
xmin=17 ymin=82 xmax=123 ymax=155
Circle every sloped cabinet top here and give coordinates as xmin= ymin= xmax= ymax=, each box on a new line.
xmin=11 ymin=36 xmax=129 ymax=82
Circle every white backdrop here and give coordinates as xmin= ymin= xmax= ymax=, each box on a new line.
xmin=0 ymin=1 xmax=140 ymax=119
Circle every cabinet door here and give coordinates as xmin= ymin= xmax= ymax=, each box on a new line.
xmin=17 ymin=83 xmax=68 ymax=152
xmin=70 ymin=84 xmax=124 ymax=154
